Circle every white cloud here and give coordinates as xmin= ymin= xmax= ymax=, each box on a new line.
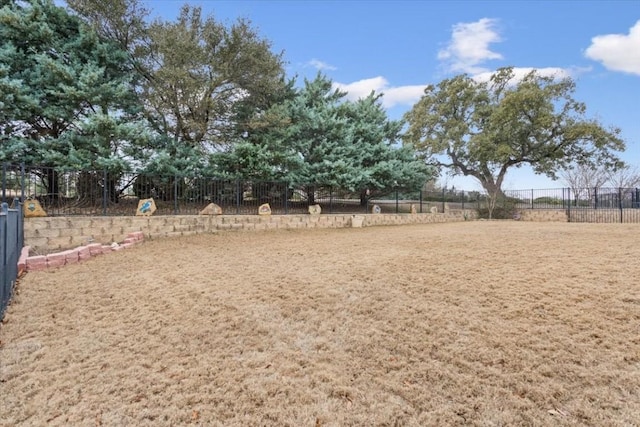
xmin=437 ymin=18 xmax=580 ymax=84
xmin=384 ymin=85 xmax=429 ymax=108
xmin=585 ymin=20 xmax=640 ymax=76
xmin=307 ymin=58 xmax=337 ymax=71
xmin=332 ymin=66 xmax=583 ymax=111
xmin=438 ymin=18 xmax=503 ymax=74
xmin=332 ymin=77 xmax=426 ymax=109
xmin=334 ymin=76 xmax=387 ymax=98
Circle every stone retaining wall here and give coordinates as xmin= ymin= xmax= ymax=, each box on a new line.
xmin=518 ymin=209 xmax=569 ymax=222
xmin=24 ymin=210 xmax=478 ymax=255
xmin=517 ymin=208 xmax=640 ymax=223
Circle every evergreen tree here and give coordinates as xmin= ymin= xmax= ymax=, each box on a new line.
xmin=0 ymin=0 xmax=147 ymax=196
xmin=215 ymin=74 xmax=433 ymax=202
xmin=67 ymin=1 xmax=288 ymax=175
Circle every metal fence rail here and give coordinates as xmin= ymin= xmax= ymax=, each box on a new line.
xmin=1 ymin=200 xmax=23 ymax=320
xmin=1 ymin=164 xmax=480 ymax=216
xmin=506 ymin=187 xmax=640 ymax=222
xmin=4 ymin=163 xmax=640 ymax=222
xmin=506 ymin=187 xmax=640 ymax=210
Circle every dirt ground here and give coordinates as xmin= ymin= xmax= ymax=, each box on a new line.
xmin=1 ymin=222 xmax=639 ymax=426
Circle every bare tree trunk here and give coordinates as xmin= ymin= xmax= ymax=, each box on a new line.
xmin=477 ymin=178 xmax=506 ymax=219
xmin=306 ymin=185 xmax=316 ymax=205
xmin=45 ymin=168 xmax=60 ymax=200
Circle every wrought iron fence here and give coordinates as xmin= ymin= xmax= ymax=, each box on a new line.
xmin=1 ymin=200 xmax=23 ymax=320
xmin=505 ymin=187 xmax=640 ymax=210
xmin=1 ymin=164 xmax=479 ymax=216
xmin=6 ymin=163 xmax=637 ymax=222
xmin=505 ymin=188 xmax=640 ymax=222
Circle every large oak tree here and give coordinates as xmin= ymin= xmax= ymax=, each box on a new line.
xmin=403 ymin=67 xmax=625 ymax=199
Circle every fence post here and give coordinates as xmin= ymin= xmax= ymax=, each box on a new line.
xmin=284 ymin=182 xmax=289 ymax=215
xmin=442 ymin=187 xmax=445 ymax=213
xmin=1 ymin=202 xmax=7 ymax=317
xmin=235 ymin=180 xmax=241 ymax=215
xmin=1 ymin=200 xmax=23 ymax=321
xmin=2 ymin=203 xmax=8 ymax=311
xmin=419 ymin=190 xmax=423 ymax=213
xmin=174 ymin=175 xmax=178 ymax=215
xmin=20 ymin=163 xmax=25 ymax=202
xmin=461 ymin=190 xmax=465 ymax=211
xmin=594 ymin=187 xmax=598 ymax=209
xmin=619 ymin=187 xmax=623 ymax=223
xmin=395 ymin=187 xmax=399 ymax=213
xmin=102 ymin=169 xmax=108 ymax=216
xmin=329 ymin=186 xmax=333 ymax=214
xmin=15 ymin=198 xmax=23 ymax=249
xmin=365 ymin=189 xmax=369 ymax=214
xmin=531 ymin=189 xmax=534 ymax=209
xmin=567 ymin=188 xmax=571 ymax=222
xmin=1 ymin=163 xmax=6 ymax=203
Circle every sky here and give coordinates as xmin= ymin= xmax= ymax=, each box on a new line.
xmin=125 ymin=1 xmax=640 ymax=190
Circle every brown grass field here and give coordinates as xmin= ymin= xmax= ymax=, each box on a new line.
xmin=1 ymin=221 xmax=639 ymax=426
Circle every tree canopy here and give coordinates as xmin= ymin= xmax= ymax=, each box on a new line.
xmin=0 ymin=0 xmax=146 ymax=172
xmin=403 ymin=67 xmax=625 ymax=198
xmin=68 ymin=0 xmax=288 ymax=174
xmin=212 ymin=74 xmax=433 ymax=197
xmin=142 ymin=5 xmax=286 ymax=150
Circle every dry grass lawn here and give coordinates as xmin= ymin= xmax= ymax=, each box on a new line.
xmin=1 ymin=221 xmax=640 ymax=426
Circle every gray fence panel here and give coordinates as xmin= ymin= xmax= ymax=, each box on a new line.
xmin=1 ymin=201 xmax=23 ymax=320
xmin=0 ymin=210 xmax=6 ymax=318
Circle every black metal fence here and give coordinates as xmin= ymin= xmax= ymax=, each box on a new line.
xmin=1 ymin=200 xmax=23 ymax=320
xmin=505 ymin=188 xmax=640 ymax=222
xmin=1 ymin=164 xmax=480 ymax=216
xmin=4 ymin=164 xmax=639 ymax=222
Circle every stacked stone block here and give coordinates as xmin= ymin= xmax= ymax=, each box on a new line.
xmin=24 ymin=212 xmax=477 ymax=255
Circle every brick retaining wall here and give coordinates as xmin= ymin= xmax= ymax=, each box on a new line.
xmin=24 ymin=210 xmax=477 ymax=255
xmin=22 ymin=232 xmax=145 ymax=272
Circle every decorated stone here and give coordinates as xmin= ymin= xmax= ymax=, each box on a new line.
xmin=199 ymin=203 xmax=223 ymax=215
xmin=308 ymin=204 xmax=321 ymax=215
xmin=24 ymin=199 xmax=47 ymax=218
xmin=136 ymin=198 xmax=157 ymax=216
xmin=371 ymin=204 xmax=381 ymax=214
xmin=258 ymin=203 xmax=271 ymax=215
xmin=410 ymin=204 xmax=417 ymax=214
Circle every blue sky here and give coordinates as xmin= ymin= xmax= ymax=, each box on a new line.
xmin=147 ymin=2 xmax=639 ymax=189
